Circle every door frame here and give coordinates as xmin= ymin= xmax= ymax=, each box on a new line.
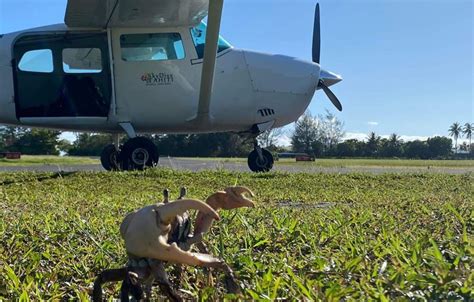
xmin=12 ymin=30 xmax=113 ymax=120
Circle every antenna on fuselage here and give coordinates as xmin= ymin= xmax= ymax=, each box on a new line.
xmin=104 ymin=0 xmax=119 ymax=29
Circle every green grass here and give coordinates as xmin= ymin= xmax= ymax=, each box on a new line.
xmin=0 ymin=169 xmax=472 ymax=300
xmin=0 ymin=155 xmax=99 ymax=166
xmin=283 ymin=158 xmax=474 ymax=168
xmin=187 ymin=157 xmax=474 ymax=168
xmin=1 ymin=155 xmax=473 ymax=170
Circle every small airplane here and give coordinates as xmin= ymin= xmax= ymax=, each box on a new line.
xmin=0 ymin=0 xmax=343 ymax=172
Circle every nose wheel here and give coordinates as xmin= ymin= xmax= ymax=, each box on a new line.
xmin=100 ymin=137 xmax=159 ymax=171
xmin=120 ymin=137 xmax=159 ymax=171
xmin=248 ymin=145 xmax=274 ymax=173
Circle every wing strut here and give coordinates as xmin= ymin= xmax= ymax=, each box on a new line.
xmin=190 ymin=0 xmax=224 ymax=126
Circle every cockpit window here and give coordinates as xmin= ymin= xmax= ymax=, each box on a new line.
xmin=120 ymin=33 xmax=185 ymax=62
xmin=190 ymin=22 xmax=232 ymax=59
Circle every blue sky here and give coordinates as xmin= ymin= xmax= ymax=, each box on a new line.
xmin=0 ymin=0 xmax=472 ymax=142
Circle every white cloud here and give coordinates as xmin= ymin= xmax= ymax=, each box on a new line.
xmin=367 ymin=121 xmax=379 ymax=126
xmin=344 ymin=132 xmax=431 ymax=142
xmin=60 ymin=132 xmax=76 ymax=142
xmin=344 ymin=132 xmax=369 ymax=141
xmin=398 ymin=135 xmax=430 ymax=142
xmin=276 ymin=134 xmax=292 ymax=147
xmin=344 ymin=132 xmax=470 ymax=144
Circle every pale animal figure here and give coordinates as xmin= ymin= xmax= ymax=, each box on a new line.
xmin=93 ymin=186 xmax=255 ymax=301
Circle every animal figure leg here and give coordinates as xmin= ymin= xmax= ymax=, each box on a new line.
xmin=93 ymin=268 xmax=127 ymax=301
xmin=120 ymin=271 xmax=144 ymax=302
xmin=170 ymin=186 xmax=188 ymax=288
xmin=149 ymin=261 xmax=183 ymax=302
xmin=117 ymin=264 xmax=152 ymax=301
xmin=196 ymin=242 xmax=241 ymax=294
xmin=222 ymin=265 xmax=241 ymax=294
xmin=172 ymin=264 xmax=184 ymax=287
xmin=142 ymin=275 xmax=154 ymax=301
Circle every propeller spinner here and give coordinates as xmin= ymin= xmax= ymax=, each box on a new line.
xmin=313 ymin=3 xmax=343 ymax=112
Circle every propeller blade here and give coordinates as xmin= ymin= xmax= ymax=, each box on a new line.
xmin=319 ymin=81 xmax=343 ymax=112
xmin=312 ymin=3 xmax=321 ymax=64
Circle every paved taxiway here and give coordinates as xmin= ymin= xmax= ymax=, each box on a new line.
xmin=0 ymin=157 xmax=472 ymax=174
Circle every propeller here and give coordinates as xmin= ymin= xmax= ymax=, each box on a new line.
xmin=319 ymin=80 xmax=343 ymax=111
xmin=312 ymin=3 xmax=343 ymax=112
xmin=312 ymin=3 xmax=321 ymax=64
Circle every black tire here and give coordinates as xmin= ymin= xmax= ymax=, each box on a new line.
xmin=120 ymin=137 xmax=159 ymax=171
xmin=248 ymin=149 xmax=274 ymax=172
xmin=100 ymin=144 xmax=119 ymax=171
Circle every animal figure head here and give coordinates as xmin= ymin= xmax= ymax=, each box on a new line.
xmin=193 ymin=186 xmax=255 ymax=237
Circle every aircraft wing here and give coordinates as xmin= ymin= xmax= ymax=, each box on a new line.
xmin=66 ymin=0 xmax=224 ymax=127
xmin=65 ymin=0 xmax=209 ymax=28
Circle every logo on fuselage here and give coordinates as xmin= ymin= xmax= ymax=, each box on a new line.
xmin=141 ymin=73 xmax=174 ymax=86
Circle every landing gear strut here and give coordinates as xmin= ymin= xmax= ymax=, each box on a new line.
xmin=247 ymin=141 xmax=274 ymax=173
xmin=100 ymin=136 xmax=159 ymax=171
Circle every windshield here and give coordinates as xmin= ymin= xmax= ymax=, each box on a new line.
xmin=190 ymin=22 xmax=232 ymax=59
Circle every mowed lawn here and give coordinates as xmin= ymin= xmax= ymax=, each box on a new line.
xmin=288 ymin=158 xmax=474 ymax=168
xmin=213 ymin=157 xmax=474 ymax=168
xmin=0 ymin=155 xmax=99 ymax=166
xmin=0 ymin=169 xmax=472 ymax=300
xmin=1 ymin=155 xmax=473 ymax=169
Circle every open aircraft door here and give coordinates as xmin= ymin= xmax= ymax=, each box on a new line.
xmin=12 ymin=31 xmax=113 ymax=125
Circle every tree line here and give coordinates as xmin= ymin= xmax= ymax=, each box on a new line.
xmin=314 ymin=134 xmax=454 ymax=159
xmin=291 ymin=112 xmax=473 ymax=159
xmin=0 ymin=127 xmax=66 ymax=156
xmin=0 ymin=127 xmax=255 ymax=157
xmin=0 ymin=115 xmax=472 ymax=159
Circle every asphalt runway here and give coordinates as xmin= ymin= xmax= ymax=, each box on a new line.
xmin=0 ymin=157 xmax=472 ymax=174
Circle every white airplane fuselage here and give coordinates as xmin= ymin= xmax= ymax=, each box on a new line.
xmin=0 ymin=23 xmax=339 ymax=135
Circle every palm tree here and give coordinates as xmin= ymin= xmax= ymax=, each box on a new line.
xmin=366 ymin=132 xmax=381 ymax=156
xmin=384 ymin=133 xmax=402 ymax=157
xmin=463 ymin=123 xmax=473 ymax=151
xmin=389 ymin=133 xmax=400 ymax=145
xmin=448 ymin=122 xmax=463 ymax=152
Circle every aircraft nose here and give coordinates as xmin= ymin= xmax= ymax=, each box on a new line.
xmin=319 ymin=68 xmax=342 ymax=87
xmin=243 ymin=50 xmax=320 ymax=96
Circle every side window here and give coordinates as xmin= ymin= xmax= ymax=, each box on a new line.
xmin=120 ymin=33 xmax=185 ymax=62
xmin=18 ymin=49 xmax=54 ymax=73
xmin=63 ymin=48 xmax=102 ymax=73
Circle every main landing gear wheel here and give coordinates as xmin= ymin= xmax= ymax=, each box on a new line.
xmin=248 ymin=148 xmax=274 ymax=173
xmin=119 ymin=137 xmax=159 ymax=171
xmin=100 ymin=144 xmax=119 ymax=171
